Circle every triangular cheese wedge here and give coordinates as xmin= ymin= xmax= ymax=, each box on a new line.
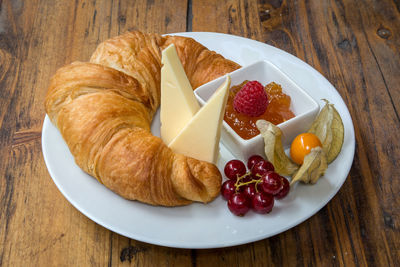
xmin=169 ymin=76 xmax=231 ymax=164
xmin=160 ymin=44 xmax=200 ymax=145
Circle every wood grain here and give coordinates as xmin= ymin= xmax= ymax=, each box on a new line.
xmin=0 ymin=0 xmax=399 ymax=266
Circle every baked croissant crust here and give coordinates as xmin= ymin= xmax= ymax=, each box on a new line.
xmin=45 ymin=31 xmax=240 ymax=206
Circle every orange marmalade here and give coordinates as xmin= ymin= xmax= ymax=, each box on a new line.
xmin=224 ymin=81 xmax=295 ymax=140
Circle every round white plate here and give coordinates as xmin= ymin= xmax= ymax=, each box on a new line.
xmin=42 ymin=32 xmax=355 ymax=249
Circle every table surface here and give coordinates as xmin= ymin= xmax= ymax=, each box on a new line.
xmin=1 ymin=0 xmax=399 ymax=266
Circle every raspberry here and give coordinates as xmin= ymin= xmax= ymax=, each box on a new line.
xmin=233 ymin=81 xmax=269 ymax=117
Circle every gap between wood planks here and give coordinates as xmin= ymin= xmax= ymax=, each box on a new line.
xmin=186 ymin=0 xmax=193 ymax=32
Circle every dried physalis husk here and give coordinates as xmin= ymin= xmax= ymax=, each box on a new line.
xmin=256 ymin=120 xmax=299 ymax=176
xmin=308 ymin=99 xmax=344 ymax=163
xmin=290 ymin=146 xmax=327 ymax=185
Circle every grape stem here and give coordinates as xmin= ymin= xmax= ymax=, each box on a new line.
xmin=234 ymin=172 xmax=263 ymax=193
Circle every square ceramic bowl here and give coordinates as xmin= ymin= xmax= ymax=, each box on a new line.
xmin=194 ymin=60 xmax=320 ymax=162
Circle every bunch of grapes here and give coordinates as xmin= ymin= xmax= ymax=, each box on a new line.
xmin=221 ymin=155 xmax=290 ymax=216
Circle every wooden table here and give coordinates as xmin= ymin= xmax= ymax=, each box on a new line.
xmin=1 ymin=0 xmax=399 ymax=266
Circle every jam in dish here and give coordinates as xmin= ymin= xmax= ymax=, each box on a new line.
xmin=224 ymin=81 xmax=295 ymax=140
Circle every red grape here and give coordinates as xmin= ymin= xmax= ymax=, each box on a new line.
xmin=275 ymin=176 xmax=290 ymax=199
xmin=243 ymin=184 xmax=257 ymax=204
xmin=227 ymin=193 xmax=250 ymax=216
xmin=224 ymin=159 xmax=247 ymax=180
xmin=247 ymin=155 xmax=265 ymax=170
xmin=221 ymin=180 xmax=237 ymax=200
xmin=251 ymin=160 xmax=275 ymax=178
xmin=252 ymin=192 xmax=274 ymax=214
xmin=261 ymin=172 xmax=282 ymax=195
xmin=221 ymin=156 xmax=284 ymax=216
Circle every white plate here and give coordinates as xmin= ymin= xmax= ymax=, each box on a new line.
xmin=42 ymin=32 xmax=355 ymax=249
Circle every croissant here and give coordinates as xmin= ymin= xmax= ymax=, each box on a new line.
xmin=45 ymin=31 xmax=240 ymax=206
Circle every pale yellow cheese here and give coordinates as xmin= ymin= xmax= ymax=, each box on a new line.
xmin=169 ymin=76 xmax=231 ymax=164
xmin=160 ymin=44 xmax=200 ymax=145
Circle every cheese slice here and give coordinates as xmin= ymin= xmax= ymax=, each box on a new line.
xmin=160 ymin=44 xmax=200 ymax=145
xmin=169 ymin=76 xmax=231 ymax=164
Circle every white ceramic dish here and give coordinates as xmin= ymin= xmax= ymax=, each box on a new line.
xmin=42 ymin=32 xmax=355 ymax=249
xmin=194 ymin=60 xmax=320 ymax=162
